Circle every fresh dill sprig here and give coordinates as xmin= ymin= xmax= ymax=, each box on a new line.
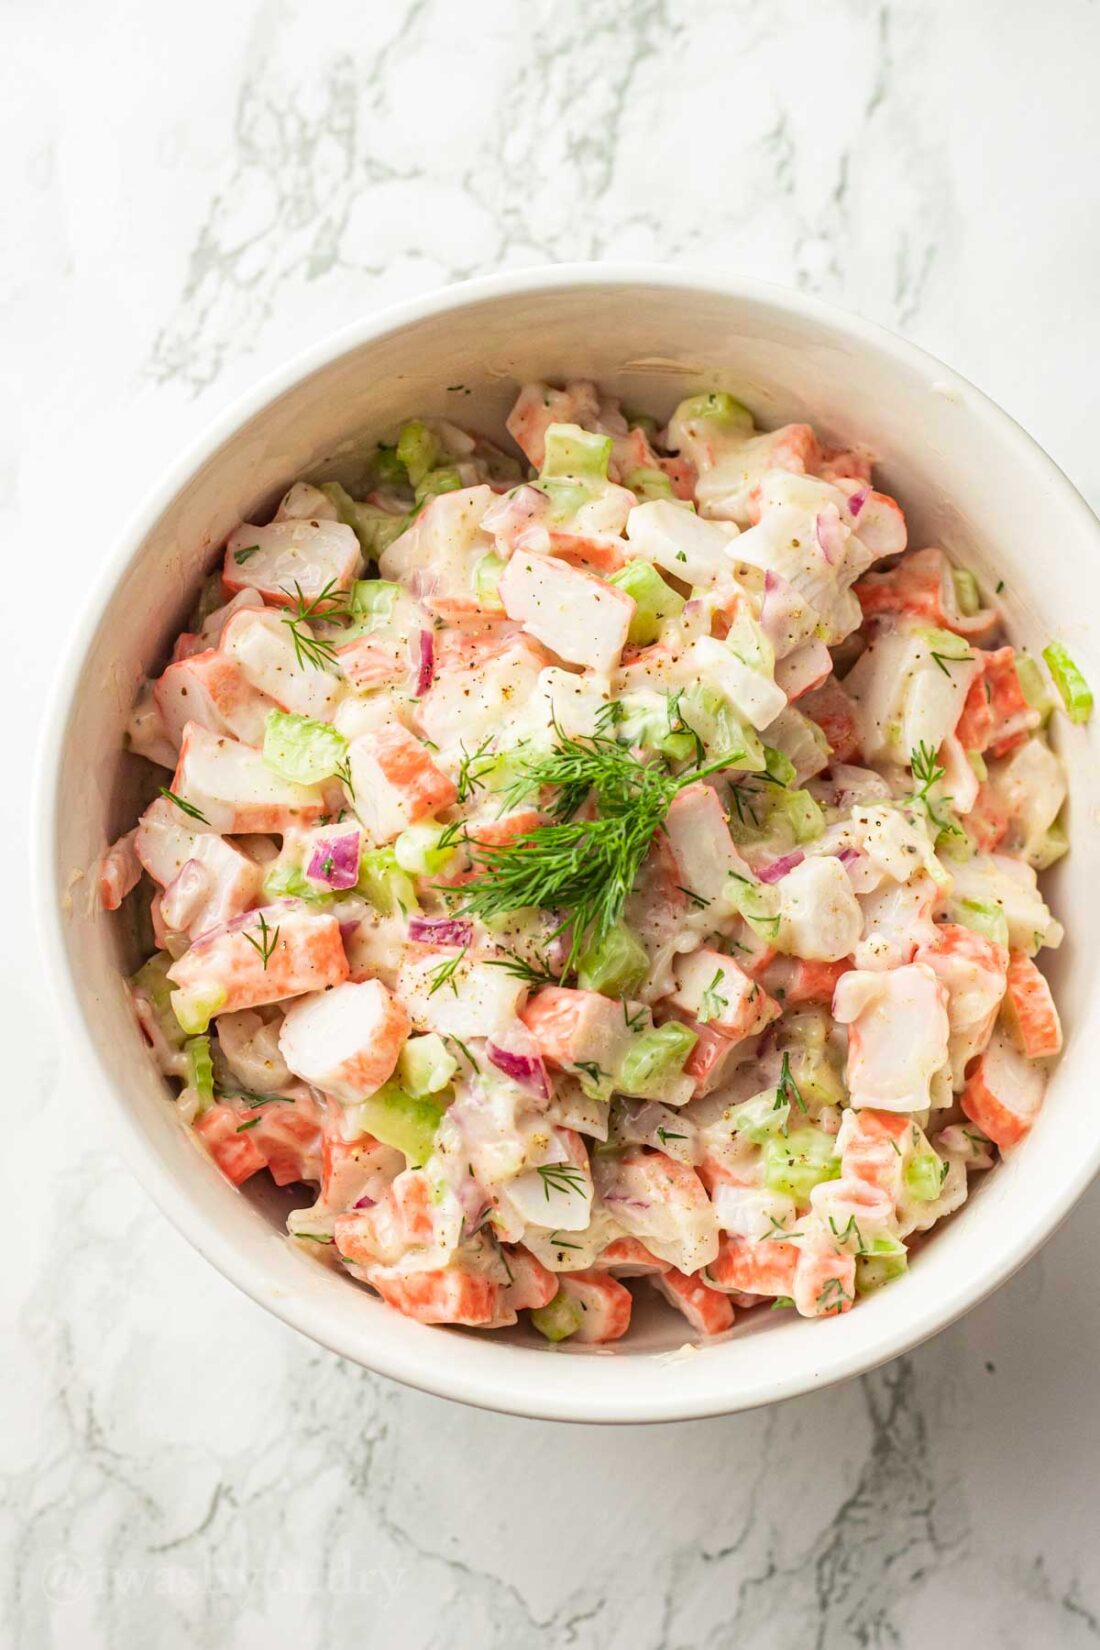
xmin=909 ymin=742 xmax=963 ymax=838
xmin=455 ymin=737 xmax=497 ymax=803
xmin=697 ymin=969 xmax=729 ymax=1025
xmin=458 ymin=728 xmax=740 ymax=970
xmin=656 ymin=1126 xmax=688 ymax=1145
xmin=279 ymin=579 xmax=353 ymax=671
xmin=233 ymin=544 xmax=260 ymax=563
xmin=159 ymin=788 xmax=210 ymax=825
xmin=777 ymin=1050 xmax=808 ymax=1114
xmin=536 ymin=1163 xmax=587 ymax=1200
xmin=484 ymin=948 xmax=560 ymax=988
xmin=333 ymin=755 xmax=355 ymax=796
xmin=425 ymin=945 xmax=468 ymax=996
xmin=929 ymin=644 xmax=972 ymax=678
xmin=242 ymin=911 xmax=281 ymax=970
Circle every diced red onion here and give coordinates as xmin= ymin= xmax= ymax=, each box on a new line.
xmin=815 ymin=508 xmax=846 ymax=566
xmin=487 ymin=1041 xmax=551 ymax=1100
xmin=338 ymin=919 xmax=361 ymax=944
xmin=307 ymin=830 xmax=361 ymax=891
xmin=757 ymin=850 xmax=804 ymax=883
xmin=352 ymin=1194 xmax=375 ymax=1209
xmin=408 ymin=916 xmax=473 ymax=948
xmin=414 ymin=629 xmax=435 ymax=697
xmin=836 ymin=846 xmax=860 ymax=865
xmin=847 ymin=485 xmax=869 ymax=519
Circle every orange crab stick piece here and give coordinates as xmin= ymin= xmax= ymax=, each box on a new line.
xmin=1002 ymin=952 xmax=1063 ymax=1059
xmin=651 ymin=1268 xmax=735 ymax=1336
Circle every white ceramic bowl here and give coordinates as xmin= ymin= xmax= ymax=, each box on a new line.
xmin=36 ymin=265 xmax=1100 ymax=1423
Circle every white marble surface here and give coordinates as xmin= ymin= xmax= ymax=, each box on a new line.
xmin=6 ymin=1 xmax=1100 ymax=1644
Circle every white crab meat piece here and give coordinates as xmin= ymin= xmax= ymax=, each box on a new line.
xmin=624 ymin=498 xmax=739 ymax=585
xmin=777 ymin=856 xmax=863 ymax=962
xmin=498 ymin=552 xmax=633 ymax=673
xmin=223 ymin=518 xmax=360 ymax=603
xmin=833 ymin=962 xmax=952 ymax=1111
xmin=169 ymin=724 xmax=328 ymax=834
xmin=279 ymin=979 xmax=411 ymax=1103
xmin=221 ymin=607 xmax=343 ymax=722
xmin=154 ymin=648 xmax=277 ymax=749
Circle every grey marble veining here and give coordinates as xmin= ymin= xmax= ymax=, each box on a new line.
xmin=6 ymin=0 xmax=1100 ymax=1644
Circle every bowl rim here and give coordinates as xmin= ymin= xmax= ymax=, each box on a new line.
xmin=33 ymin=261 xmax=1100 ymax=1423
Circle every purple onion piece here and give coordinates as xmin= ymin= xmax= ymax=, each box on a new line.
xmin=487 ymin=1041 xmax=551 ymax=1100
xmin=847 ymin=485 xmax=869 ymax=519
xmin=408 ymin=916 xmax=473 ymax=948
xmin=338 ymin=919 xmax=361 ymax=945
xmin=352 ymin=1194 xmax=376 ymax=1210
xmin=757 ymin=850 xmax=804 ymax=884
xmin=307 ymin=830 xmax=361 ymax=891
xmin=815 ymin=509 xmax=845 ymax=566
xmin=836 ymin=846 xmax=860 ymax=865
xmin=414 ymin=629 xmax=435 ymax=696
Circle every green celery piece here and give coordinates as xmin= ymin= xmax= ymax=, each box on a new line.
xmin=358 ymin=846 xmax=419 ymax=917
xmin=356 ymin=1082 xmax=444 ymax=1167
xmin=131 ymin=953 xmax=187 ymax=1050
xmin=948 ymin=897 xmax=1010 ymax=950
xmin=396 ymin=421 xmax=440 ymax=487
xmin=608 ymin=561 xmax=685 ymax=646
xmin=540 ymin=423 xmax=612 ymax=481
xmin=576 ymin=921 xmax=650 ymax=997
xmin=1043 ymin=641 xmax=1093 ymax=724
xmin=184 ymin=1035 xmax=215 ymax=1108
xmin=674 ymin=391 xmax=754 ymax=433
xmin=393 ymin=824 xmax=456 ymax=877
xmin=951 ymin=566 xmax=981 ymax=617
xmin=399 ymin=1034 xmax=458 ymax=1097
xmin=855 ymin=1236 xmax=908 ymax=1294
xmin=414 ymin=466 xmax=464 ymax=505
xmin=263 ymin=711 xmax=347 ymax=786
xmin=625 ymin=466 xmax=674 ymax=501
xmin=617 ymin=1022 xmax=697 ymax=1100
xmin=170 ymin=985 xmax=227 ymax=1037
xmin=904 ymin=1152 xmax=945 ymax=1202
xmin=763 ymin=1128 xmax=840 ymax=1202
xmin=349 ymin=579 xmax=401 ymax=628
xmin=530 ymin=1289 xmax=584 ymax=1342
xmin=369 ymin=444 xmax=408 ymax=489
xmin=474 ymin=551 xmax=506 ymax=610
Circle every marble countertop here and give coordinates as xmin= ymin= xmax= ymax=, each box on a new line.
xmin=6 ymin=0 xmax=1100 ymax=1644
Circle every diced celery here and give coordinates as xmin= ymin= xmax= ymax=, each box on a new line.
xmin=263 ymin=711 xmax=347 ymax=786
xmin=725 ymin=875 xmax=781 ymax=941
xmin=170 ymin=985 xmax=227 ymax=1037
xmin=349 ymin=579 xmax=401 ymax=628
xmin=762 ymin=1128 xmax=840 ymax=1202
xmin=622 ymin=408 xmax=658 ymax=440
xmin=399 ymin=1033 xmax=457 ymax=1098
xmin=967 ymin=750 xmax=989 ymax=782
xmin=1015 ymin=653 xmax=1051 ymax=719
xmin=263 ymin=861 xmax=333 ymax=906
xmin=393 ymin=823 xmax=456 ymax=877
xmin=1031 ymin=819 xmax=1069 ymax=871
xmin=319 ymin=480 xmax=406 ymax=557
xmin=355 ymin=1082 xmax=444 ymax=1167
xmin=358 ymin=846 xmax=418 ymax=917
xmin=131 ymin=953 xmax=187 ymax=1049
xmin=530 ymin=1289 xmax=584 ymax=1343
xmin=540 ymin=423 xmax=612 ymax=481
xmin=948 ymin=897 xmax=1010 ymax=950
xmin=608 ymin=561 xmax=685 ymax=646
xmin=1043 ymin=641 xmax=1093 ymax=724
xmin=576 ymin=921 xmax=649 ymax=996
xmin=674 ymin=391 xmax=754 ymax=433
xmin=618 ymin=1022 xmax=698 ymax=1099
xmin=625 ymin=466 xmax=674 ymax=502
xmin=855 ymin=1235 xmax=908 ymax=1294
xmin=763 ymin=746 xmax=797 ymax=788
xmin=725 ymin=1090 xmax=789 ymax=1144
xmin=951 ymin=566 xmax=981 ymax=617
xmin=414 ymin=466 xmax=464 ymax=505
xmin=904 ymin=1152 xmax=945 ymax=1202
xmin=368 ymin=444 xmax=408 ymax=489
xmin=184 ymin=1036 xmax=215 ymax=1110
xmin=773 ymin=788 xmax=825 ymax=844
xmin=535 ymin=477 xmax=591 ymax=522
xmin=677 ymin=685 xmax=765 ymax=770
xmin=474 ymin=551 xmax=506 ymax=611
xmin=396 ymin=421 xmax=439 ymax=487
